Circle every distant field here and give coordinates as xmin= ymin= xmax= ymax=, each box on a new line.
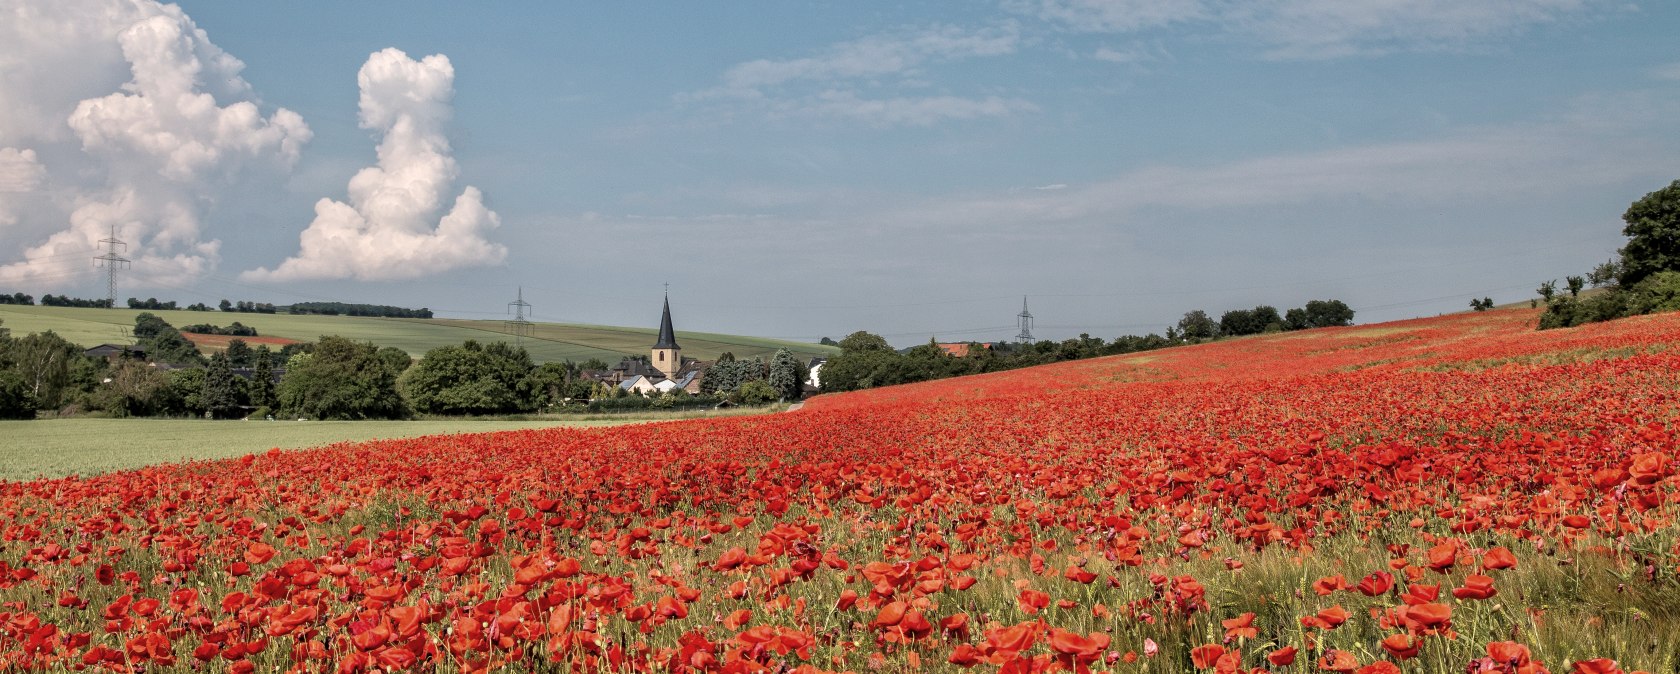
xmin=0 ymin=305 xmax=838 ymax=363
xmin=0 ymin=410 xmax=770 ymax=481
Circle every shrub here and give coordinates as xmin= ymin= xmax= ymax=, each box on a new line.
xmin=733 ymin=380 xmax=778 ymax=406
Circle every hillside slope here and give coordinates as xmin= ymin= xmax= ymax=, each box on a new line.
xmin=4 ymin=306 xmax=1679 ymax=670
xmin=0 ymin=305 xmax=837 ymax=363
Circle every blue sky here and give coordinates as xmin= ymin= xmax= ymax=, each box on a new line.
xmin=1 ymin=1 xmax=1676 ymax=345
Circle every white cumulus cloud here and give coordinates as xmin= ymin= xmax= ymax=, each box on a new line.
xmin=242 ymin=48 xmax=505 ymax=282
xmin=0 ymin=0 xmax=309 ymax=289
xmin=0 ymin=147 xmax=45 ymax=228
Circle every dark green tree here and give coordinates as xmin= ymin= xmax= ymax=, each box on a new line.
xmin=0 ymin=370 xmax=33 ymax=419
xmin=768 ymin=348 xmax=803 ymax=401
xmin=133 ymin=313 xmax=202 ymax=365
xmin=1618 ymin=179 xmax=1680 ymax=288
xmin=225 ymin=339 xmax=254 ymax=368
xmin=732 ymin=380 xmax=778 ymax=406
xmin=1177 ymin=310 xmax=1218 ymax=341
xmin=277 ymin=336 xmax=406 ymax=419
xmin=202 ymin=351 xmax=243 ymax=418
xmin=1219 ymin=309 xmax=1257 ymax=337
xmin=818 ymin=332 xmax=904 ymax=392
xmin=1565 ymin=276 xmax=1585 ymax=298
xmin=1301 ymin=300 xmax=1355 ymax=328
xmin=167 ymin=368 xmax=207 ymax=417
xmin=376 ymin=346 xmax=413 ymax=375
xmin=250 ymin=346 xmax=277 ymax=410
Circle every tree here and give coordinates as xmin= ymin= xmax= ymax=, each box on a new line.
xmin=701 ymin=357 xmax=765 ymax=396
xmin=1617 ymin=179 xmax=1680 ymax=288
xmin=838 ymin=331 xmax=893 ymax=353
xmin=1565 ymin=275 xmax=1585 ymax=297
xmin=87 ymin=360 xmax=171 ymax=417
xmin=165 ymin=368 xmax=207 ymax=417
xmin=733 ymin=380 xmax=778 ymax=406
xmin=0 ymin=370 xmax=33 ymax=419
xmin=277 ymin=336 xmax=406 ymax=420
xmin=202 ymin=351 xmax=243 ymax=418
xmin=817 ymin=331 xmax=906 ymax=392
xmin=398 ymin=340 xmax=536 ymax=415
xmin=767 ymin=348 xmax=803 ymax=401
xmin=376 ymin=346 xmax=413 ymax=375
xmin=225 ymin=339 xmax=254 ymax=368
xmin=819 ymin=337 xmax=838 ymax=346
xmin=1587 ymin=260 xmax=1621 ymax=288
xmin=219 ymin=299 xmax=233 ymax=312
xmin=1219 ymin=309 xmax=1260 ymax=337
xmin=132 ymin=313 xmax=202 ymax=365
xmin=250 ymin=346 xmax=277 ymax=410
xmin=1537 ymin=280 xmax=1557 ymax=303
xmin=1301 ymin=300 xmax=1355 ymax=328
xmin=2 ymin=331 xmax=84 ymax=410
xmin=1177 ymin=310 xmax=1218 ymax=341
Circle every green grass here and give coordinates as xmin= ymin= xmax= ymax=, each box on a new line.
xmin=0 ymin=304 xmax=838 ymax=363
xmin=0 ymin=411 xmax=766 ymax=481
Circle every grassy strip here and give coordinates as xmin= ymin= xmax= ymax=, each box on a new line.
xmin=0 ymin=408 xmax=769 ymax=481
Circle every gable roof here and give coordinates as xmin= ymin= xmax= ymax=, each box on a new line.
xmin=654 ymin=295 xmax=680 ymax=350
xmin=937 ymin=342 xmax=992 ymax=358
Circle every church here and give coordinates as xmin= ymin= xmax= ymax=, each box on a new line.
xmin=606 ymin=294 xmax=706 ymax=395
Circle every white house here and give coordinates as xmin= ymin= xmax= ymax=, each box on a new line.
xmin=619 ymin=375 xmax=661 ymax=396
xmin=806 ymin=357 xmax=827 ymax=390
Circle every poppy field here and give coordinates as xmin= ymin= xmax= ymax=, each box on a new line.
xmin=2 ymin=306 xmax=1679 ymax=673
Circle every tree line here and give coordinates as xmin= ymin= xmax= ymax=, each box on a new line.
xmin=179 ymin=322 xmax=259 ymax=337
xmin=1171 ymin=299 xmax=1354 ymax=341
xmin=820 ymin=299 xmax=1353 ymax=393
xmin=0 ymin=292 xmax=435 ymax=321
xmin=286 ymin=302 xmax=433 ymax=319
xmin=40 ymin=294 xmax=112 ymax=308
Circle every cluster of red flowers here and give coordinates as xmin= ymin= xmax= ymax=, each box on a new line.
xmin=1 ymin=307 xmax=1678 ymax=672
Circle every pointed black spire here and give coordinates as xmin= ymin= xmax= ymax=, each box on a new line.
xmin=654 ymin=293 xmax=680 ymax=349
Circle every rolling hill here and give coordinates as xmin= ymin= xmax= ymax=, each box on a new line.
xmin=0 ymin=305 xmax=838 ymax=364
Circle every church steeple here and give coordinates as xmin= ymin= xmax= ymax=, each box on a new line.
xmin=652 ymin=290 xmax=681 ymax=378
xmin=654 ymin=293 xmax=679 ymax=350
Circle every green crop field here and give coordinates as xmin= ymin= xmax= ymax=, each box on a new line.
xmin=0 ymin=409 xmax=772 ymax=481
xmin=0 ymin=305 xmax=837 ymax=363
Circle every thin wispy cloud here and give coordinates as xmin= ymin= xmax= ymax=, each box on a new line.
xmin=1226 ymin=0 xmax=1618 ymax=60
xmin=1016 ymin=0 xmax=1618 ymax=60
xmin=684 ymin=24 xmax=1033 ymax=127
xmin=1012 ymin=0 xmax=1206 ymax=33
xmin=1653 ymin=62 xmax=1680 ymax=81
